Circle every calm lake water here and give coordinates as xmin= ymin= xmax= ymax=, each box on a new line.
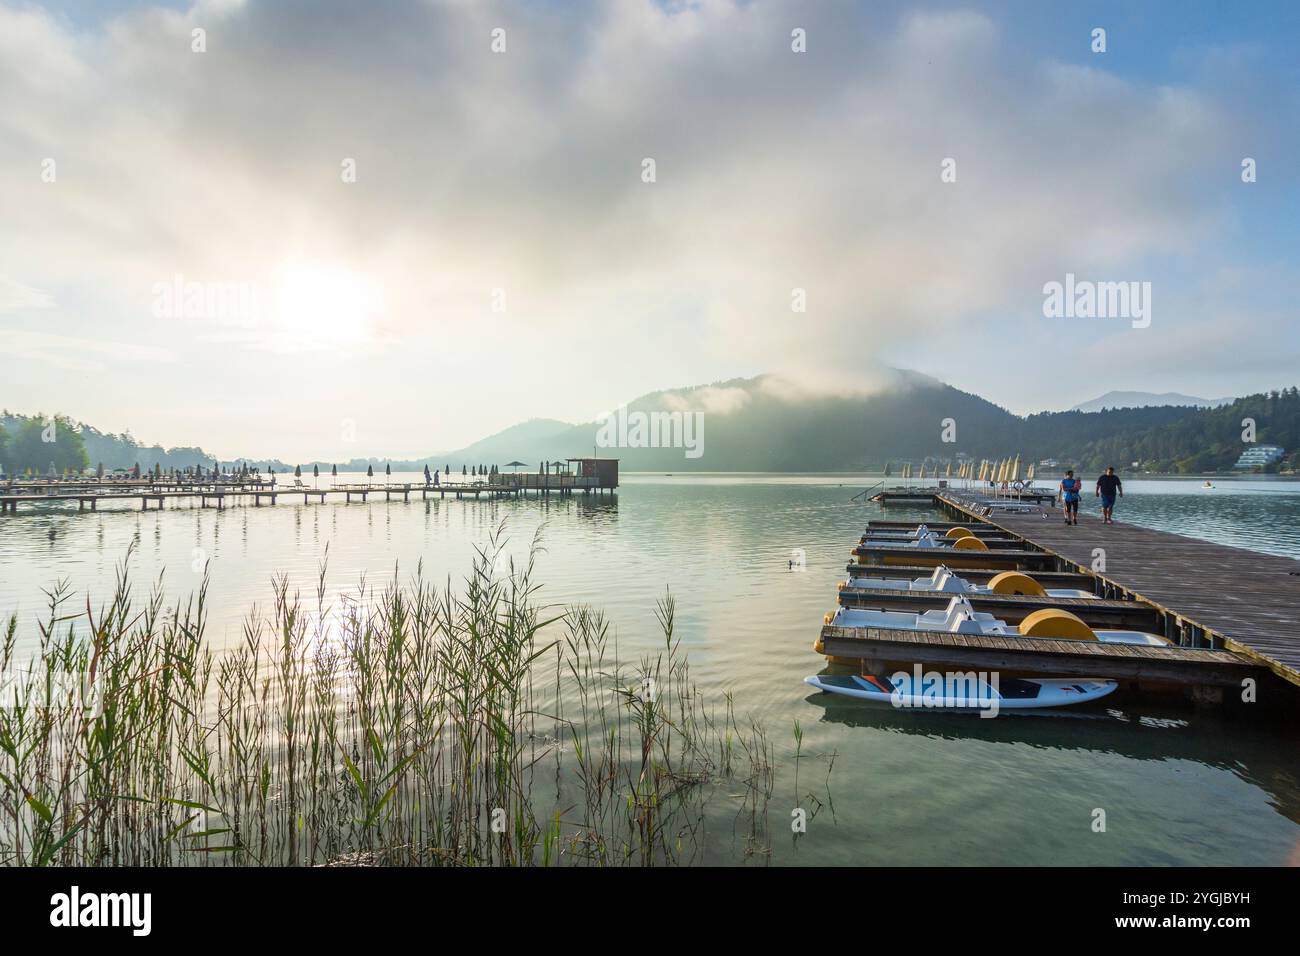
xmin=2 ymin=473 xmax=1298 ymax=865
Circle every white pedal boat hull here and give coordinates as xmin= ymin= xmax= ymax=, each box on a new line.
xmin=805 ymin=673 xmax=1118 ymax=710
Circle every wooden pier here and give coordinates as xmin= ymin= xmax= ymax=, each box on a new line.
xmin=821 ymin=493 xmax=1300 ymax=700
xmin=0 ymin=460 xmax=619 ymax=515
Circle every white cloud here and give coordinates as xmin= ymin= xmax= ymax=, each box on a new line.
xmin=3 ymin=329 xmax=174 ymax=371
xmin=662 ymin=385 xmax=750 ymax=415
xmin=0 ymin=277 xmax=54 ymax=311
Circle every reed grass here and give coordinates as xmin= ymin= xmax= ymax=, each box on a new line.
xmin=0 ymin=525 xmax=793 ymax=866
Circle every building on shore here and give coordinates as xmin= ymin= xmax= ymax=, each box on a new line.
xmin=1233 ymin=445 xmax=1285 ymax=469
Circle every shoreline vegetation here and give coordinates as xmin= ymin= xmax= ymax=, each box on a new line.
xmin=1 ymin=528 xmax=811 ymax=866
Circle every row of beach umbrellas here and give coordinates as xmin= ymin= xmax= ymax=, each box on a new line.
xmin=886 ymin=455 xmax=1036 ymax=484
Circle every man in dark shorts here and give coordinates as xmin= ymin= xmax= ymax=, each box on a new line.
xmin=1096 ymin=466 xmax=1122 ymax=524
xmin=1059 ymin=469 xmax=1082 ymax=525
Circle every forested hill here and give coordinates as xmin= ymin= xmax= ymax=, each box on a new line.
xmin=436 ymin=377 xmax=1297 ymax=473
xmin=1053 ymin=387 xmax=1299 ymax=473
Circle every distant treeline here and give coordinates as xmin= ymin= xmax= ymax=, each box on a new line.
xmin=1059 ymin=387 xmax=1300 ymax=473
xmin=0 ymin=413 xmax=220 ymax=477
xmin=0 ymin=412 xmax=485 ymax=478
xmin=908 ymin=386 xmax=1298 ymax=473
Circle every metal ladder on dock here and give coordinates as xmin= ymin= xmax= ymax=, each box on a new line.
xmin=851 ymin=481 xmax=884 ymax=503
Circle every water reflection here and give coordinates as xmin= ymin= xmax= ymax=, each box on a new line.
xmin=803 ymin=691 xmax=1300 ymax=825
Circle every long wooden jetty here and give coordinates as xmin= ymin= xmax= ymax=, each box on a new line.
xmin=821 ymin=488 xmax=1300 ymax=701
xmin=0 ymin=463 xmax=619 ymax=515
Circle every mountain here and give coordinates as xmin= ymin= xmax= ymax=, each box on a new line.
xmin=1071 ymin=391 xmax=1233 ymax=413
xmin=439 ymin=370 xmax=997 ymax=470
xmin=436 ymin=375 xmax=1294 ymax=474
xmin=428 ymin=418 xmax=575 ymax=465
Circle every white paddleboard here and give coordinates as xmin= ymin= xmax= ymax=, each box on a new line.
xmin=804 ymin=673 xmax=1117 ymax=711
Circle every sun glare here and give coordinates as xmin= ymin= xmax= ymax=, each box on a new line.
xmin=272 ymin=261 xmax=382 ymax=349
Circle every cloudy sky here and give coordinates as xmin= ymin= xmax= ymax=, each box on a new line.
xmin=3 ymin=0 xmax=1297 ymax=461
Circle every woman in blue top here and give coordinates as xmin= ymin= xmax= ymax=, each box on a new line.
xmin=1059 ymin=470 xmax=1082 ymax=525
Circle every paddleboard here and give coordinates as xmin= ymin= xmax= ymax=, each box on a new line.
xmin=804 ymin=673 xmax=1117 ymax=711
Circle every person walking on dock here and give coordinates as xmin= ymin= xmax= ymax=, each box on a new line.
xmin=1059 ymin=470 xmax=1082 ymax=525
xmin=1095 ymin=466 xmax=1123 ymax=524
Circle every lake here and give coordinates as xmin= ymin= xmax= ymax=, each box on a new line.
xmin=1 ymin=473 xmax=1298 ymax=865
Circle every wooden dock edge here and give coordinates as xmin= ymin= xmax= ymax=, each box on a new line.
xmin=818 ymin=625 xmax=1262 ymax=688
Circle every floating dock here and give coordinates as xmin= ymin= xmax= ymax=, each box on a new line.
xmin=820 ymin=489 xmax=1300 ymax=700
xmin=871 ymin=484 xmax=1055 ymax=505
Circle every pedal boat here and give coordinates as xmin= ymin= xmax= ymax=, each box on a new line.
xmin=821 ymin=595 xmax=1169 ymax=646
xmin=840 ymin=566 xmax=1097 ymax=600
xmin=858 ymin=525 xmax=998 ymax=554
